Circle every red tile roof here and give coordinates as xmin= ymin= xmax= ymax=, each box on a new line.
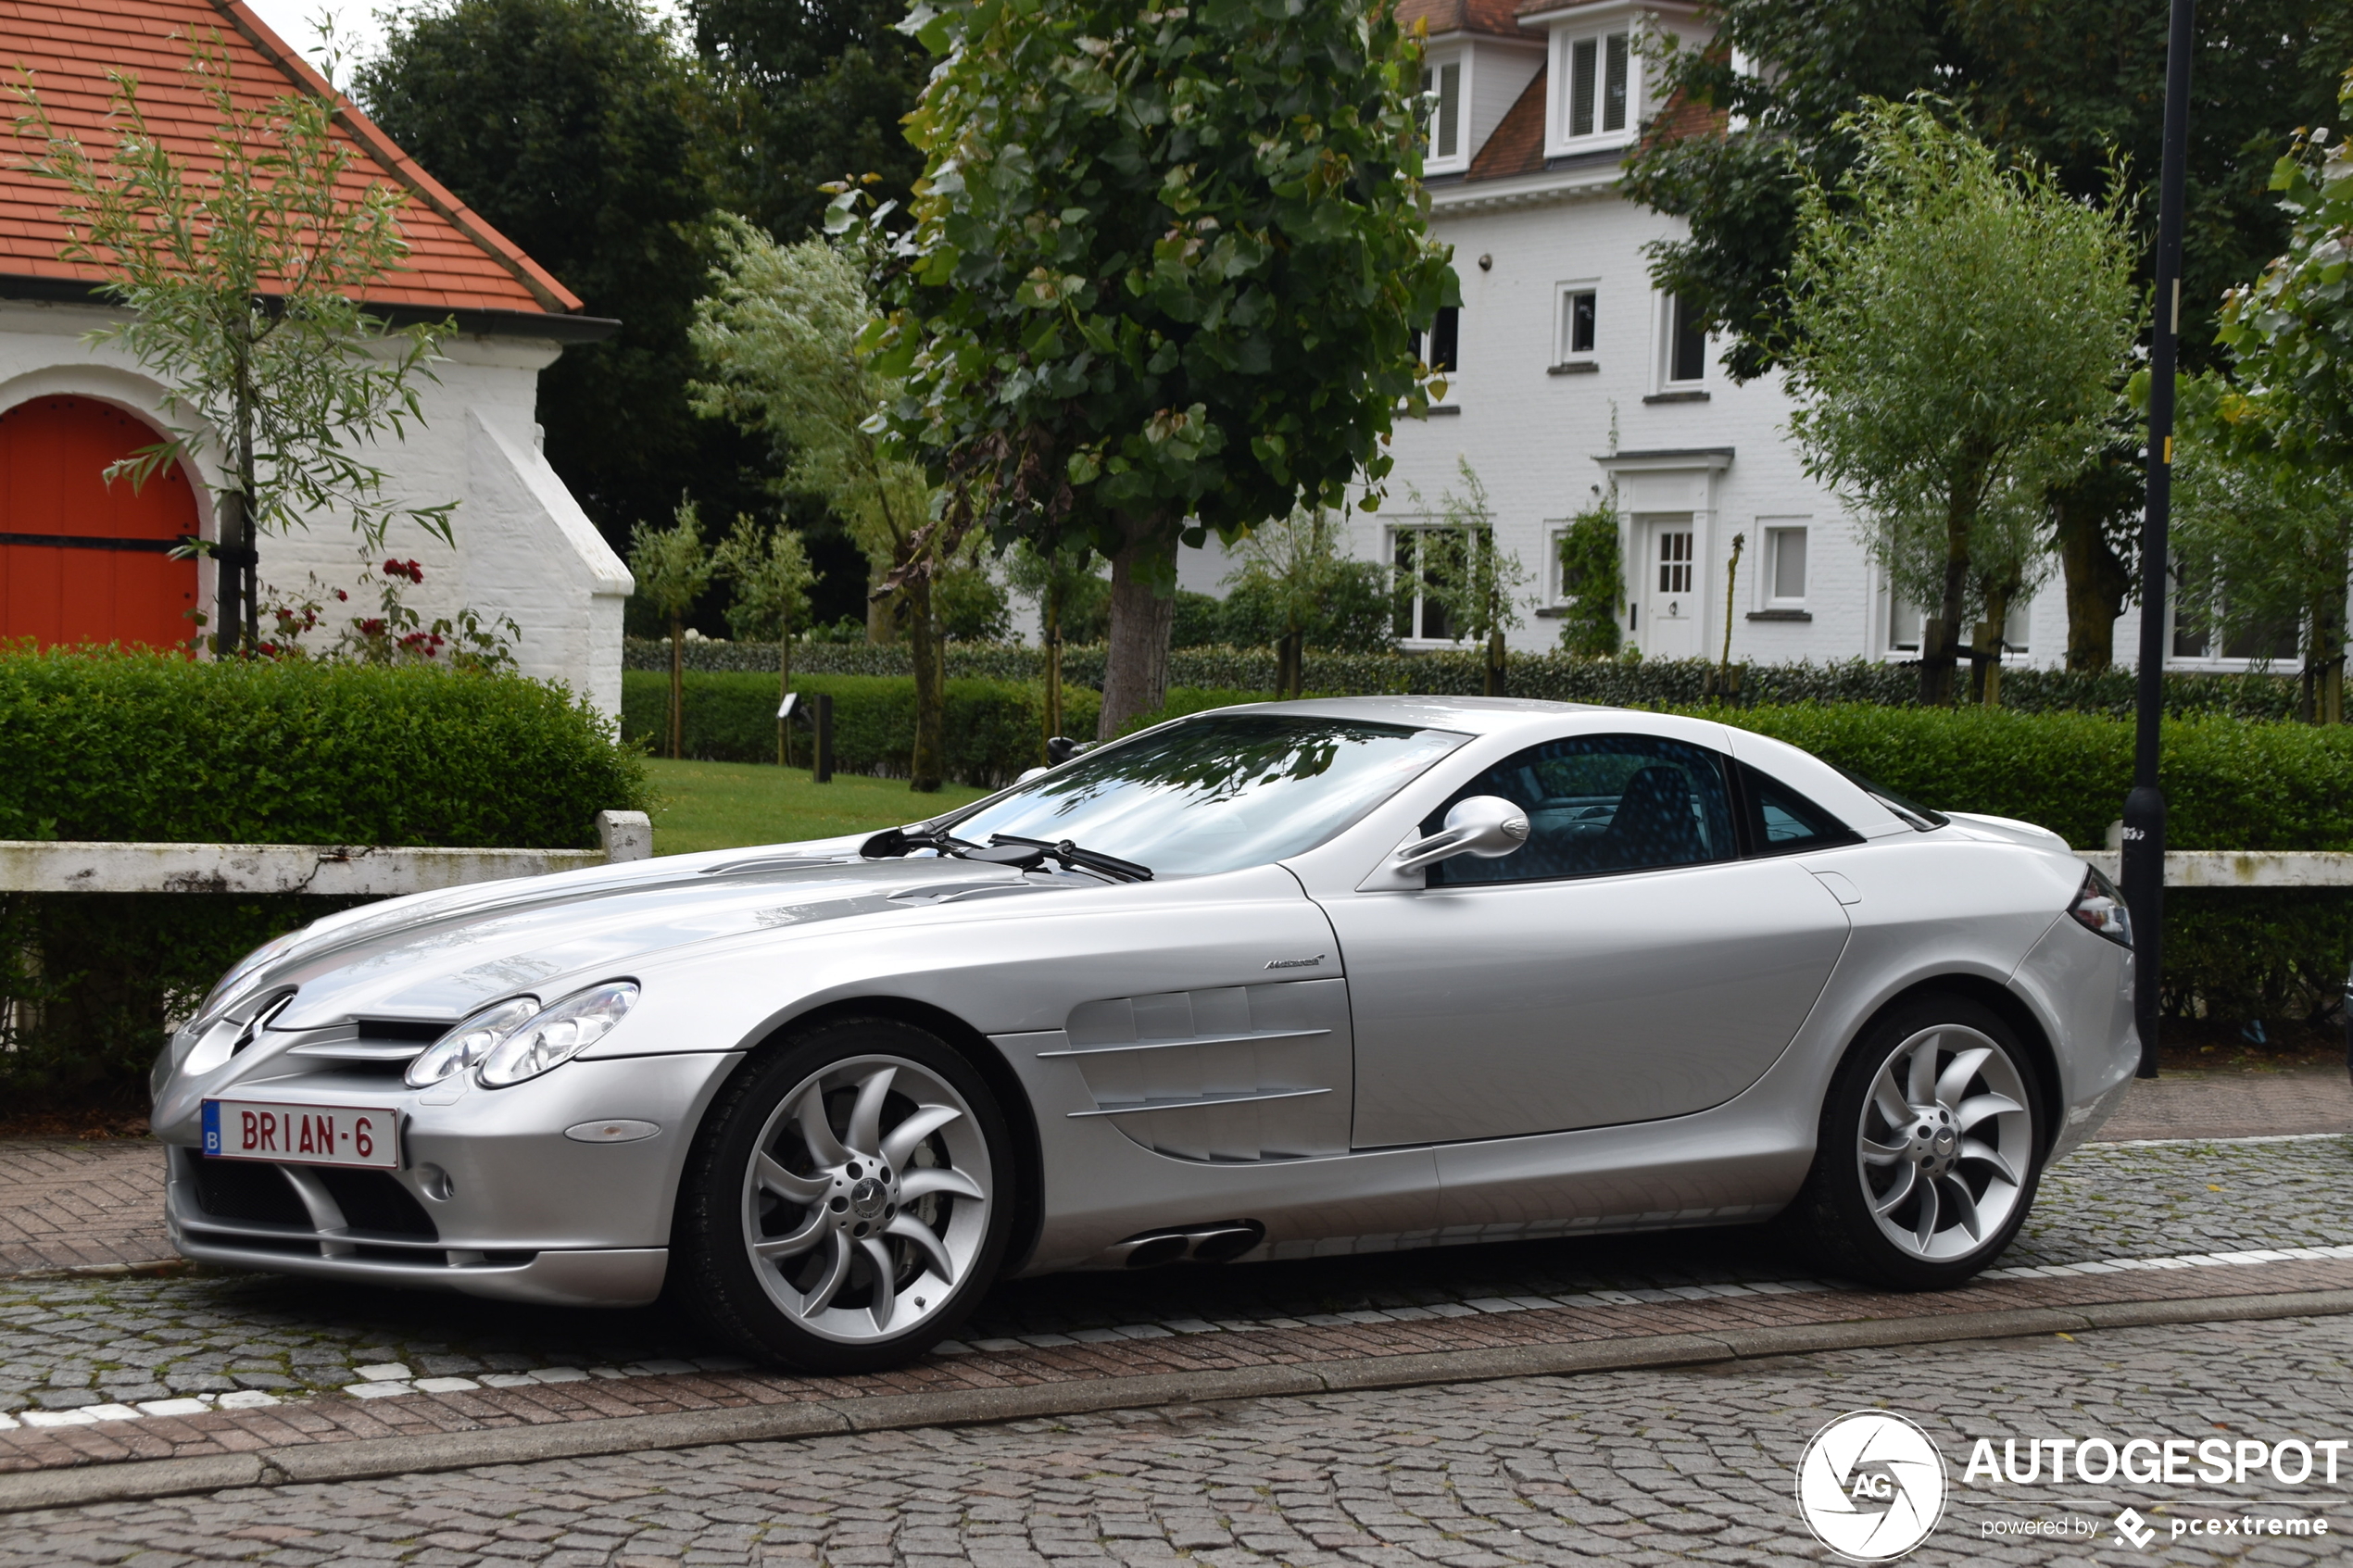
xmin=1466 ymin=65 xmax=1548 ymax=181
xmin=1398 ymin=0 xmax=1538 ymax=40
xmin=0 ymin=0 xmax=580 ymax=315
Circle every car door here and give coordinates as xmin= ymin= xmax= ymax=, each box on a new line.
xmin=1319 ymin=732 xmax=1853 ymax=1148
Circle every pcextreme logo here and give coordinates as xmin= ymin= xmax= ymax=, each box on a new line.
xmin=1796 ymin=1411 xmax=1950 ymax=1561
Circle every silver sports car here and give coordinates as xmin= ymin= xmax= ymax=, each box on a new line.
xmin=151 ymin=698 xmax=2138 ymax=1372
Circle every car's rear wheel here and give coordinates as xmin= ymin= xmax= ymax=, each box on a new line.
xmin=673 ymin=1018 xmax=1012 ymax=1372
xmin=1782 ymin=994 xmax=2045 ymax=1290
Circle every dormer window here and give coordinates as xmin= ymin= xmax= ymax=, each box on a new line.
xmin=1568 ymin=31 xmax=1628 ymax=138
xmin=1546 ymin=16 xmax=1642 ymax=157
xmin=1423 ymin=55 xmax=1466 ymax=170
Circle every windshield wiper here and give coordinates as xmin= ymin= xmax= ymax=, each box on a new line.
xmin=983 ymin=834 xmax=1152 ymax=884
xmin=860 ymin=825 xmax=976 ymax=859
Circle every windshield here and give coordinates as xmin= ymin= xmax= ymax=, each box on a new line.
xmin=944 ymin=714 xmax=1468 ymax=877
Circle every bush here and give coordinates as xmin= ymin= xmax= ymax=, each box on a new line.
xmin=622 ymin=671 xmax=1103 ymax=787
xmin=0 ymin=648 xmax=648 ymax=847
xmin=0 ymin=649 xmax=648 ymax=1111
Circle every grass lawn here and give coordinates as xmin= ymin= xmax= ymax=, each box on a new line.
xmin=640 ymin=759 xmax=993 ymax=857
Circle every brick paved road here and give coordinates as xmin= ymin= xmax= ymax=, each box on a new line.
xmin=9 ymin=1313 xmax=2348 ymax=1565
xmin=1 ymin=1136 xmax=2346 ymax=1414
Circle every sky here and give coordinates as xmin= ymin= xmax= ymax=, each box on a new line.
xmin=240 ymin=0 xmax=689 ymax=91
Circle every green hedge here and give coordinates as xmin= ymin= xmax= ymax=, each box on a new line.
xmin=623 ymin=671 xmax=1105 ymax=787
xmin=1699 ymin=705 xmax=2353 ymax=1022
xmin=626 ymin=638 xmax=2305 ymax=719
xmin=1 ymin=648 xmax=648 ymax=847
xmin=0 ymin=650 xmax=648 ymax=1110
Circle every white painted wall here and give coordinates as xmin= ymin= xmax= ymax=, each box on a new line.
xmin=0 ymin=298 xmax=629 ymax=717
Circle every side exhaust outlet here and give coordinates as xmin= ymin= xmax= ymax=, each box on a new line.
xmin=1095 ymin=1220 xmax=1266 ymax=1270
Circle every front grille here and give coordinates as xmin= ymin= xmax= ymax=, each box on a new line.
xmin=182 ymin=1151 xmax=437 ymax=1241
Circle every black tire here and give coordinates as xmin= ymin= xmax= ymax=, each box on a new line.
xmin=673 ymin=1017 xmax=1013 ymax=1373
xmin=1780 ymin=993 xmax=2046 ymax=1291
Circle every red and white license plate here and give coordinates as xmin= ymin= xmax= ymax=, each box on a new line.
xmin=201 ymin=1098 xmax=399 ymax=1169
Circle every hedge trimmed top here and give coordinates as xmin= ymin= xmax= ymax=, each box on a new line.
xmin=0 ymin=650 xmax=648 ymax=848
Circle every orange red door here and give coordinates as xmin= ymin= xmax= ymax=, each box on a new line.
xmin=0 ymin=396 xmax=200 ymax=650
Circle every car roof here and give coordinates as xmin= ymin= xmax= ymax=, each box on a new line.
xmin=1185 ymin=695 xmax=1629 ymax=736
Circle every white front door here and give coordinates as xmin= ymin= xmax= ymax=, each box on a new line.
xmin=1640 ymin=516 xmax=1699 ymax=658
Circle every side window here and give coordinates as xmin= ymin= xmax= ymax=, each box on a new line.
xmin=1737 ymin=762 xmax=1864 ymax=857
xmin=1427 ymin=735 xmax=1736 ymax=885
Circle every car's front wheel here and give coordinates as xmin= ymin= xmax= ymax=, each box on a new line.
xmin=673 ymin=1018 xmax=1013 ymax=1372
xmin=1782 ymin=994 xmax=2045 ymax=1290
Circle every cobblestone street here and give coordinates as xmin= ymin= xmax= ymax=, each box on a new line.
xmin=4 ymin=1135 xmax=2346 ymax=1412
xmin=8 ymin=1312 xmax=2349 ymax=1566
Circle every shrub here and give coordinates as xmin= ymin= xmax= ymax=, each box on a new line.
xmin=0 ymin=647 xmax=648 ymax=847
xmin=621 ymin=671 xmax=1103 ymax=787
xmin=0 ymin=649 xmax=648 ymax=1110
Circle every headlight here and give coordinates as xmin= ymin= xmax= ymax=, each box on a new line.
xmin=476 ymin=982 xmax=640 ymax=1088
xmin=2069 ymin=865 xmax=2133 ymax=947
xmin=406 ymin=997 xmax=541 ymax=1088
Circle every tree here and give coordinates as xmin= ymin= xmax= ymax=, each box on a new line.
xmin=1418 ymin=460 xmax=1531 ymax=696
xmin=15 ymin=34 xmax=453 ymax=652
xmin=1624 ymin=0 xmax=2353 ymax=666
xmin=713 ymin=516 xmax=818 ymax=763
xmin=630 ymin=502 xmax=716 ymax=759
xmin=1004 ymin=540 xmax=1107 ymax=740
xmin=2207 ymin=69 xmax=2353 ymax=722
xmin=1554 ymin=486 xmax=1623 ymax=659
xmin=1779 ymin=102 xmax=2136 ymax=704
xmin=868 ymin=0 xmax=1455 ymax=737
xmin=357 ymin=0 xmax=775 ymax=555
xmin=1224 ymin=508 xmax=1356 ymax=698
xmin=686 ymin=0 xmax=929 ymax=243
xmin=690 ymin=216 xmax=950 ymax=791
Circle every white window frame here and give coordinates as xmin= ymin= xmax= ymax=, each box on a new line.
xmin=2164 ymin=571 xmax=2301 ymax=670
xmin=1553 ymin=281 xmax=1600 ymax=370
xmin=1413 ymin=306 xmax=1462 ymax=407
xmin=1423 ymin=50 xmax=1469 ymax=174
xmin=1880 ymin=587 xmax=2035 ymax=659
xmin=1657 ymin=292 xmax=1710 ymax=390
xmin=1759 ymin=522 xmax=1809 ymax=610
xmin=1549 ymin=21 xmax=1640 ymax=155
xmin=1390 ymin=522 xmax=1486 ymax=647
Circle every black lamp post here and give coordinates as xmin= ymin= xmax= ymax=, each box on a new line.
xmin=2122 ymin=0 xmax=2196 ymax=1081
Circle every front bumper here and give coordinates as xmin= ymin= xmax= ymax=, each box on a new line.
xmin=157 ymin=1050 xmax=744 ymax=1307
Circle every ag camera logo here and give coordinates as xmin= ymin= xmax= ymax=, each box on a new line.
xmin=1796 ymin=1411 xmax=1949 ymax=1561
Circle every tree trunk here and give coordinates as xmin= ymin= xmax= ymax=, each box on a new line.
xmin=213 ymin=488 xmax=246 ymax=658
xmin=2056 ymin=489 xmax=2132 ymax=671
xmin=2313 ymin=584 xmax=2346 ymax=727
xmin=866 ymin=565 xmax=896 ymax=644
xmin=1923 ymin=484 xmax=1974 ymax=706
xmin=1098 ymin=521 xmax=1178 ymax=739
xmin=1043 ymin=577 xmax=1064 ymax=742
xmin=1277 ymin=630 xmax=1303 ymax=699
xmin=908 ymin=575 xmax=945 ymax=792
xmin=1484 ymin=631 xmax=1506 ymax=696
xmin=668 ymin=617 xmax=685 ymax=760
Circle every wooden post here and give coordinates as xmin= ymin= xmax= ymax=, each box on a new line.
xmin=812 ymin=694 xmax=834 ymax=784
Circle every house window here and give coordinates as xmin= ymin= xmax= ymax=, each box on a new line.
xmin=1665 ymin=295 xmax=1708 ymax=384
xmin=2171 ymin=580 xmax=2299 ymax=663
xmin=1424 ymin=59 xmax=1464 ymax=162
xmin=1567 ymin=31 xmax=1630 ymax=140
xmin=1889 ymin=596 xmax=2034 ymax=656
xmin=1392 ymin=526 xmax=1486 ymax=643
xmin=1559 ymin=287 xmax=1597 ymax=362
xmin=1765 ymin=526 xmax=1807 ymax=606
xmin=1414 ymin=307 xmax=1460 ymax=389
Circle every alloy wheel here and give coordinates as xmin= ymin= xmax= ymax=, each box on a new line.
xmin=1856 ymin=1024 xmax=2033 ymax=1263
xmin=739 ymin=1054 xmax=992 ymax=1344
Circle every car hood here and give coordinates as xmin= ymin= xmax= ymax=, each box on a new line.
xmin=228 ymin=839 xmax=1074 ymax=1033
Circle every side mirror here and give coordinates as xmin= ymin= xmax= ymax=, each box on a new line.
xmin=1393 ymin=796 xmax=1530 ymax=873
xmin=1013 ymin=766 xmax=1051 ymax=784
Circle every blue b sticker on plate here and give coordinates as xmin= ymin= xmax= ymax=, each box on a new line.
xmin=201 ymin=1099 xmax=221 ymax=1156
